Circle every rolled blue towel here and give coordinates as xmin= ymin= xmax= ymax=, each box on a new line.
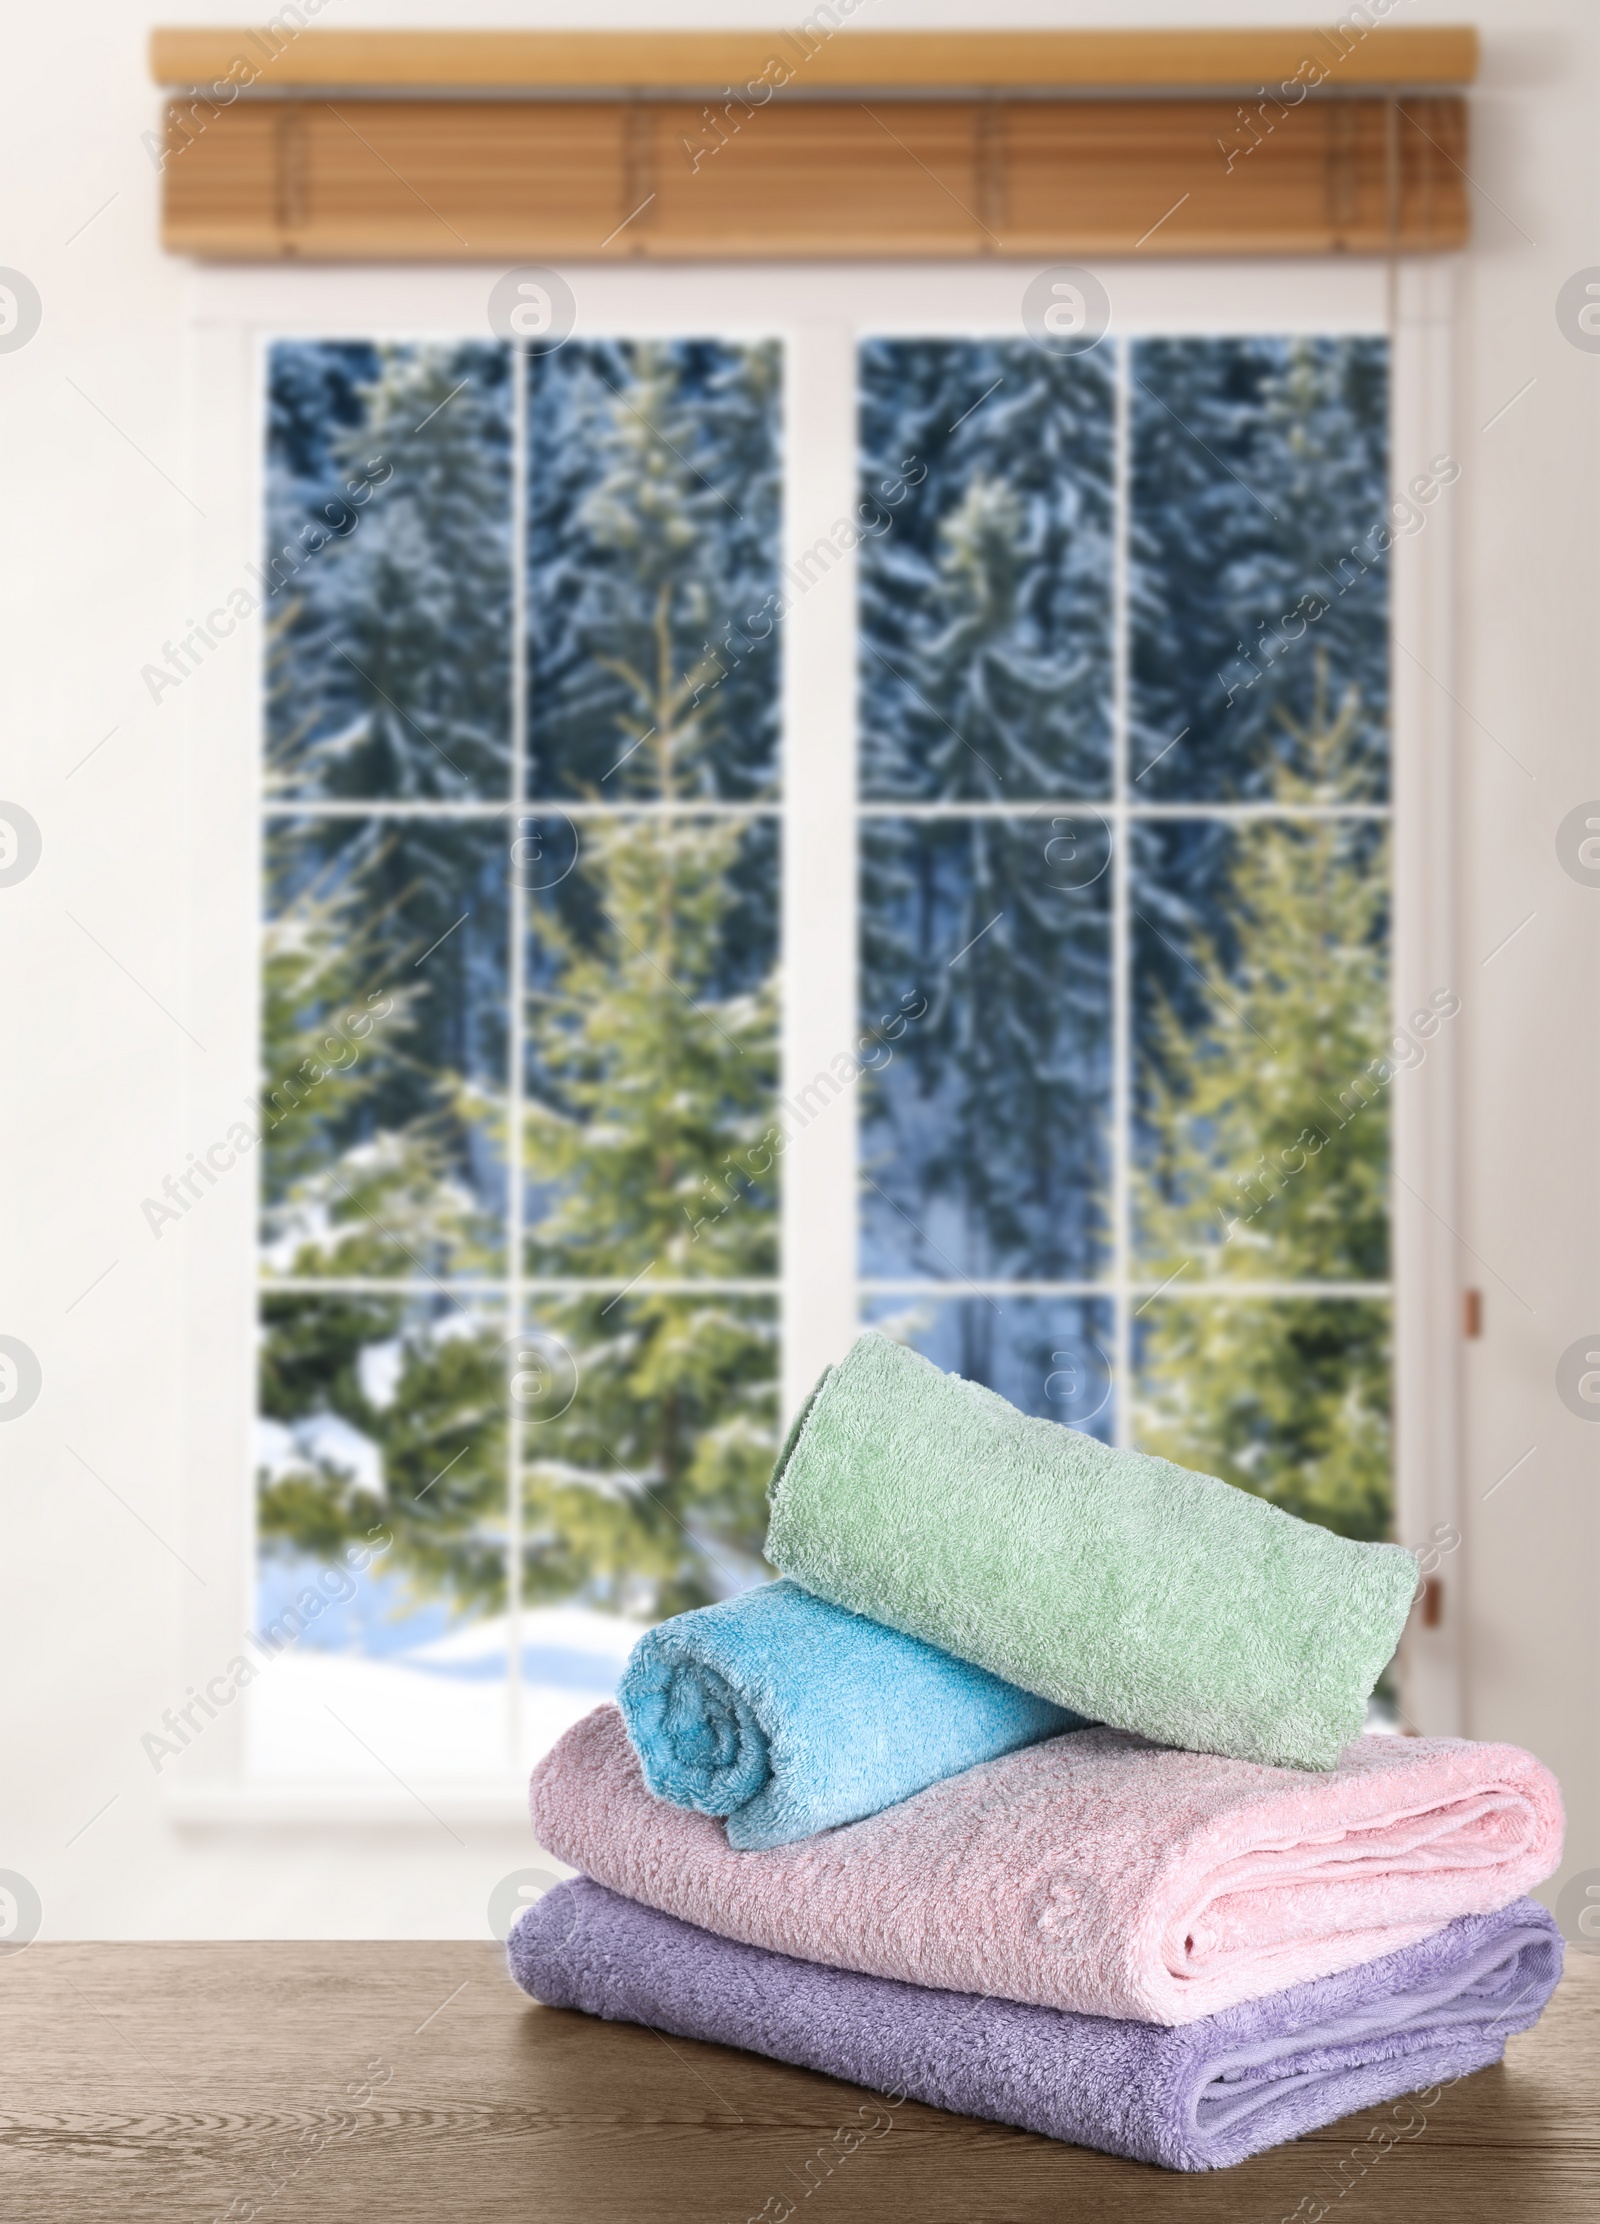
xmin=616 ymin=1578 xmax=1084 ymax=1849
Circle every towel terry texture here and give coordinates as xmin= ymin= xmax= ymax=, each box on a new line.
xmin=617 ymin=1577 xmax=1085 ymax=1850
xmin=508 ymin=1880 xmax=1562 ymax=2172
xmin=530 ymin=1705 xmax=1563 ymax=2024
xmin=764 ymin=1331 xmax=1421 ymax=1771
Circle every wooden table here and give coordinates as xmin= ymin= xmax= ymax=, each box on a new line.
xmin=1 ymin=1942 xmax=1595 ymax=2221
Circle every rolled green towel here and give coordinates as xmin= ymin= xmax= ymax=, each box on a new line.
xmin=764 ymin=1332 xmax=1419 ymax=1771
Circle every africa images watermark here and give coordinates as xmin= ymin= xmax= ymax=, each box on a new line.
xmin=680 ymin=454 xmax=928 ymax=726
xmin=140 ymin=451 xmax=394 ymax=708
xmin=1217 ymin=0 xmax=1414 ymax=173
xmin=207 ymin=2056 xmax=393 ymax=2224
xmin=741 ymin=2089 xmax=904 ymax=2222
xmin=140 ymin=1525 xmax=392 ymax=1772
xmin=1213 ymin=989 xmax=1461 ymax=1248
xmin=1264 ymin=1978 xmax=1549 ymax=2223
xmin=683 ymin=989 xmax=930 ymax=1244
xmin=1216 ymin=455 xmax=1459 ymax=711
xmin=678 ymin=0 xmax=873 ymax=174
xmin=141 ymin=2 xmax=337 ymax=173
xmin=139 ymin=989 xmax=395 ymax=1239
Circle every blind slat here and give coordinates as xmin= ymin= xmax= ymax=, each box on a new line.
xmin=160 ymin=96 xmax=1468 ymax=261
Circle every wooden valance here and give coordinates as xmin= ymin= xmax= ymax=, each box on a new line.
xmin=151 ymin=27 xmax=1476 ymax=262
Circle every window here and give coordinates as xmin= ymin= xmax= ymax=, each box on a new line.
xmin=187 ymin=261 xmax=1427 ymax=1794
xmin=855 ymin=332 xmax=1395 ymax=1552
xmin=256 ymin=334 xmax=783 ymax=1778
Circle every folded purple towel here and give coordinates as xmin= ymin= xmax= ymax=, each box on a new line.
xmin=507 ymin=1881 xmax=1561 ymax=2171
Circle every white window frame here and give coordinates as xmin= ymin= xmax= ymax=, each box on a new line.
xmin=171 ymin=257 xmax=1460 ymax=1820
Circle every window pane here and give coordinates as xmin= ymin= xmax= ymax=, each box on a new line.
xmin=511 ymin=1598 xmax=646 ymax=1781
xmin=266 ymin=341 xmax=512 ymax=802
xmin=1134 ymin=1298 xmax=1391 ymax=1542
xmin=860 ymin=816 xmax=1112 ymax=1281
xmin=860 ymin=340 xmax=1114 ymax=800
xmin=526 ymin=340 xmax=782 ymax=801
xmin=864 ymin=1296 xmax=1116 ymax=1441
xmin=517 ymin=1296 xmax=779 ymax=1630
xmin=1132 ymin=817 xmax=1390 ymax=1282
xmin=262 ymin=815 xmax=509 ymax=1276
xmin=1129 ymin=337 xmax=1389 ymax=802
xmin=523 ymin=814 xmax=779 ymax=1280
xmin=253 ymin=1292 xmax=515 ymax=1777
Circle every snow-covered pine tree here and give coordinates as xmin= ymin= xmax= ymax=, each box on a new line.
xmin=527 ymin=339 xmax=781 ymax=800
xmin=512 ymin=341 xmax=783 ymax=1615
xmin=858 ymin=343 xmax=1115 ymax=1288
xmin=257 ymin=341 xmax=523 ymax=1616
xmin=273 ymin=340 xmax=514 ymax=802
xmin=1128 ymin=336 xmax=1388 ymax=1071
xmin=265 ymin=342 xmax=515 ymax=1253
xmin=1132 ymin=659 xmax=1391 ymax=1539
xmin=1128 ymin=334 xmax=1388 ymax=808
xmin=859 ymin=339 xmax=1113 ymax=802
xmin=255 ymin=853 xmax=513 ymax=1619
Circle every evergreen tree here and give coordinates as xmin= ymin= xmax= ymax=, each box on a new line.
xmin=859 ymin=339 xmax=1113 ymax=801
xmin=268 ymin=340 xmax=513 ymax=802
xmin=511 ymin=349 xmax=783 ymax=1613
xmin=257 ymin=347 xmax=517 ymax=1616
xmin=264 ymin=342 xmax=515 ymax=1249
xmin=1129 ymin=335 xmax=1388 ymax=807
xmin=527 ymin=340 xmax=781 ymax=800
xmin=255 ymin=852 xmax=510 ymax=1617
xmin=858 ymin=346 xmax=1115 ymax=1283
xmin=1133 ymin=660 xmax=1391 ymax=1539
xmin=511 ymin=810 xmax=782 ymax=1612
xmin=1134 ymin=1293 xmax=1391 ymax=1541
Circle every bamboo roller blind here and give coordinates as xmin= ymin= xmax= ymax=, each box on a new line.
xmin=151 ymin=27 xmax=1477 ymax=262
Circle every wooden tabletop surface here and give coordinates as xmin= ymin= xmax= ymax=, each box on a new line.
xmin=1 ymin=1940 xmax=1595 ymax=2222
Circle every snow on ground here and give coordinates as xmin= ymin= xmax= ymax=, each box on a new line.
xmin=245 ymin=1605 xmax=647 ymax=1778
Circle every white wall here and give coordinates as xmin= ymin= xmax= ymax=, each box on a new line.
xmin=0 ymin=0 xmax=1594 ymax=1939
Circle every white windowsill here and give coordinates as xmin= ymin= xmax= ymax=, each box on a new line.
xmin=163 ymin=1777 xmax=539 ymax=1829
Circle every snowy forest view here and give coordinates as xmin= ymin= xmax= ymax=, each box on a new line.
xmin=255 ymin=330 xmax=1392 ymax=1776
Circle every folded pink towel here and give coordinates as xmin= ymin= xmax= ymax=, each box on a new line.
xmin=531 ymin=1706 xmax=1562 ymax=2026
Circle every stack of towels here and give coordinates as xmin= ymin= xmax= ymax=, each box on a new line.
xmin=508 ymin=1331 xmax=1565 ymax=2172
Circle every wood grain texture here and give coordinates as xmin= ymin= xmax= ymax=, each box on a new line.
xmin=158 ymin=94 xmax=1468 ymax=261
xmin=148 ymin=27 xmax=1482 ymax=92
xmin=0 ymin=1942 xmax=1594 ymax=2221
